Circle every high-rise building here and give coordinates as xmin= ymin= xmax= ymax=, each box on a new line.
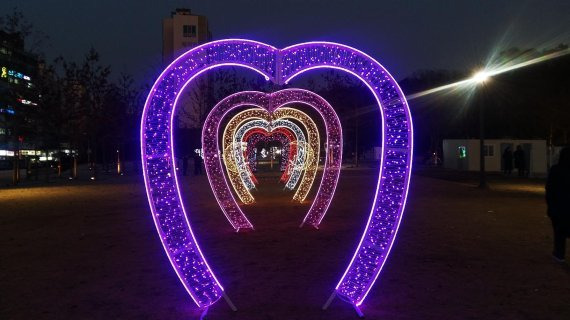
xmin=162 ymin=8 xmax=211 ymax=65
xmin=0 ymin=31 xmax=39 ymax=168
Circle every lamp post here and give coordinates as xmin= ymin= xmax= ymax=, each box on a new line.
xmin=472 ymin=71 xmax=489 ymax=189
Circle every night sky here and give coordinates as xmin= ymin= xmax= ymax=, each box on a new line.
xmin=2 ymin=0 xmax=569 ymax=82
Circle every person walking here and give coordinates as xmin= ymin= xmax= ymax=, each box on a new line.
xmin=545 ymin=147 xmax=570 ymax=262
xmin=502 ymin=146 xmax=513 ymax=175
xmin=514 ymin=145 xmax=526 ymax=177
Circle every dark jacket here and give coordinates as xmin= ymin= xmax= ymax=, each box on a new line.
xmin=546 ymin=148 xmax=570 ymax=221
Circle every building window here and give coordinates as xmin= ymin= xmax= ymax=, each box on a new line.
xmin=458 ymin=146 xmax=467 ymax=159
xmin=183 ymin=25 xmax=196 ymax=37
xmin=483 ymin=145 xmax=495 ymax=157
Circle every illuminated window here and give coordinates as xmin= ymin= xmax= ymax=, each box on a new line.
xmin=183 ymin=25 xmax=196 ymax=37
xmin=483 ymin=145 xmax=495 ymax=157
xmin=458 ymin=146 xmax=467 ymax=158
xmin=0 ymin=128 xmax=5 ymax=135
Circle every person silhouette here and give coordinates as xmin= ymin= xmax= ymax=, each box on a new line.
xmin=514 ymin=145 xmax=526 ymax=177
xmin=545 ymin=147 xmax=570 ymax=262
xmin=502 ymin=146 xmax=513 ymax=175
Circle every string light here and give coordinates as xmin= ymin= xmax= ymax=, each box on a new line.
xmin=203 ymin=89 xmax=342 ymax=232
xmin=280 ymin=43 xmax=412 ymax=311
xmin=141 ymin=40 xmax=412 ymax=313
xmin=233 ymin=119 xmax=304 ymax=190
xmin=273 ymin=108 xmax=320 ymax=202
xmin=224 ymin=116 xmax=309 ymax=203
xmin=222 ymin=107 xmax=320 ymax=203
xmin=241 ymin=127 xmax=296 ymax=179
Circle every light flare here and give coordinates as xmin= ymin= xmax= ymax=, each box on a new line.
xmin=407 ymin=47 xmax=570 ymax=100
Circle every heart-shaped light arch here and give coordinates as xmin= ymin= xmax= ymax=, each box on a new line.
xmin=242 ymin=127 xmax=297 ymax=178
xmin=221 ymin=111 xmax=307 ymax=201
xmin=235 ymin=122 xmax=296 ymax=186
xmin=141 ymin=39 xmax=412 ymax=312
xmin=233 ymin=118 xmax=308 ymax=190
xmin=222 ymin=107 xmax=320 ymax=203
xmin=228 ymin=117 xmax=309 ymax=199
xmin=203 ymin=89 xmax=342 ymax=232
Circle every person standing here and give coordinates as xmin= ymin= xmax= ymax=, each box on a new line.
xmin=514 ymin=145 xmax=526 ymax=177
xmin=545 ymin=147 xmax=570 ymax=262
xmin=502 ymin=146 xmax=513 ymax=175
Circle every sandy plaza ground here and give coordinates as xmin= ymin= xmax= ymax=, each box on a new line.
xmin=1 ymin=166 xmax=569 ymax=319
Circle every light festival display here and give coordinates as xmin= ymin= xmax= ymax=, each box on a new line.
xmin=222 ymin=107 xmax=321 ymax=203
xmin=203 ymin=89 xmax=342 ymax=232
xmin=141 ymin=39 xmax=412 ymax=315
xmin=220 ymin=110 xmax=312 ymax=203
xmin=243 ymin=130 xmax=289 ymax=173
xmin=273 ymin=108 xmax=320 ymax=201
xmin=232 ymin=118 xmax=306 ymax=191
xmin=232 ymin=118 xmax=307 ymax=196
xmin=242 ymin=127 xmax=296 ymax=176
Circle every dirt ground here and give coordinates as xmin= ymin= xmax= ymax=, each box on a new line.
xmin=0 ymin=167 xmax=569 ymax=319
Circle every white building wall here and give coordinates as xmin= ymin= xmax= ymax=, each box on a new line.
xmin=442 ymin=139 xmax=547 ymax=176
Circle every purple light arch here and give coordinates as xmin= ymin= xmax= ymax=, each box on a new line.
xmin=140 ymin=39 xmax=412 ymax=313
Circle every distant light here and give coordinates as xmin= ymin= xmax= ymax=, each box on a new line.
xmin=472 ymin=70 xmax=489 ymax=83
xmin=407 ymin=47 xmax=570 ymax=100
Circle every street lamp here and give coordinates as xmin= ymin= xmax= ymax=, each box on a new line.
xmin=472 ymin=71 xmax=489 ymax=84
xmin=472 ymin=70 xmax=489 ymax=188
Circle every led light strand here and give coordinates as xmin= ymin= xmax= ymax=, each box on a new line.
xmin=227 ymin=108 xmax=320 ymax=201
xmin=239 ymin=124 xmax=297 ymax=184
xmin=230 ymin=118 xmax=308 ymax=201
xmin=272 ymin=108 xmax=320 ymax=202
xmin=281 ymin=43 xmax=412 ymax=309
xmin=202 ymin=89 xmax=342 ymax=233
xmin=142 ymin=40 xmax=280 ymax=309
xmin=221 ymin=110 xmax=308 ymax=203
xmin=142 ymin=40 xmax=411 ymax=313
xmin=242 ymin=127 xmax=296 ymax=177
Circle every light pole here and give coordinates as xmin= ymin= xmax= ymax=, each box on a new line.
xmin=472 ymin=71 xmax=489 ymax=188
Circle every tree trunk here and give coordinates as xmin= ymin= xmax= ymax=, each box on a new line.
xmin=45 ymin=149 xmax=50 ymax=182
xmin=72 ymin=155 xmax=78 ymax=179
xmin=57 ymin=150 xmax=62 ymax=178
